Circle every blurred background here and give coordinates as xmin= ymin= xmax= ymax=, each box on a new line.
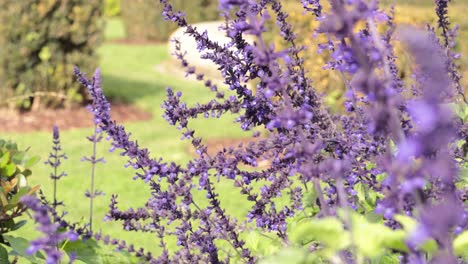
xmin=0 ymin=0 xmax=466 ymax=262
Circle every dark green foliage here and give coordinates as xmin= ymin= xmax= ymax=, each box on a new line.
xmin=0 ymin=0 xmax=103 ymax=110
xmin=120 ymin=0 xmax=219 ymax=42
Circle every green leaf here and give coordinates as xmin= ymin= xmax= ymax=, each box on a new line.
xmin=0 ymin=152 xmax=10 ymax=167
xmin=22 ymin=169 xmax=32 ymax=177
xmin=245 ymin=232 xmax=260 ymax=252
xmin=4 ymin=142 xmax=17 ymax=151
xmin=63 ymin=239 xmax=101 ymax=263
xmin=394 ymin=215 xmax=417 ymax=232
xmin=0 ymin=192 xmax=8 ymax=206
xmin=25 ymin=156 xmax=40 ymax=169
xmin=12 ymin=152 xmax=25 ymax=166
xmin=3 ymin=235 xmax=38 ymax=262
xmin=454 ymin=230 xmax=468 ymax=259
xmin=393 ymin=215 xmax=437 ymax=254
xmin=244 ymin=231 xmax=281 ymax=256
xmin=370 ymin=254 xmax=399 ymax=264
xmin=9 ymin=187 xmax=30 ymax=205
xmin=0 ymin=244 xmax=10 ymax=264
xmin=259 ymin=247 xmax=312 ymax=264
xmin=4 ymin=163 xmax=16 ymax=177
xmin=289 ymin=217 xmax=350 ymax=252
xmin=11 ymin=220 xmax=27 ymax=231
xmin=346 ymin=211 xmax=408 ymax=258
xmin=420 ymin=239 xmax=438 ymax=254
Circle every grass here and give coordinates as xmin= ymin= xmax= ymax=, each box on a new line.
xmin=103 ymin=17 xmax=126 ymax=41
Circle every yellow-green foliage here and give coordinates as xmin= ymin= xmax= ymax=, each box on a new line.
xmin=104 ymin=0 xmax=120 ymax=17
xmin=273 ymin=3 xmax=468 ymax=110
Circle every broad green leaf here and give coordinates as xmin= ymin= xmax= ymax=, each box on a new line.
xmin=420 ymin=239 xmax=438 ymax=254
xmin=0 ymin=152 xmax=10 ymax=167
xmin=12 ymin=152 xmax=25 ymax=166
xmin=302 ymin=188 xmax=318 ymax=208
xmin=11 ymin=220 xmax=27 ymax=231
xmin=3 ymin=235 xmax=38 ymax=262
xmin=289 ymin=217 xmax=350 ymax=251
xmin=259 ymin=247 xmax=311 ymax=264
xmin=25 ymin=156 xmax=40 ymax=169
xmin=370 ymin=254 xmax=399 ymax=264
xmin=245 ymin=232 xmax=260 ymax=252
xmin=4 ymin=142 xmax=17 ymax=151
xmin=0 ymin=191 xmax=8 ymax=206
xmin=0 ymin=244 xmax=10 ymax=264
xmin=22 ymin=169 xmax=32 ymax=177
xmin=381 ymin=230 xmax=408 ymax=252
xmin=347 ymin=211 xmax=408 ymax=258
xmin=63 ymin=238 xmax=101 ymax=263
xmin=394 ymin=214 xmax=417 ymax=232
xmin=9 ymin=187 xmax=30 ymax=205
xmin=4 ymin=163 xmax=16 ymax=177
xmin=393 ymin=215 xmax=437 ymax=254
xmin=454 ymin=230 xmax=468 ymax=259
xmin=244 ymin=231 xmax=281 ymax=256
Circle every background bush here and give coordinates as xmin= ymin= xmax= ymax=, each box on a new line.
xmin=0 ymin=0 xmax=103 ymax=110
xmin=272 ymin=2 xmax=468 ymax=112
xmin=104 ymin=0 xmax=120 ymax=17
xmin=120 ymin=0 xmax=219 ymax=42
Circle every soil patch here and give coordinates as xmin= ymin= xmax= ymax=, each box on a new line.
xmin=0 ymin=104 xmax=152 ymax=133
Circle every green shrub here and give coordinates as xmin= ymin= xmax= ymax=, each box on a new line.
xmin=104 ymin=0 xmax=120 ymax=17
xmin=120 ymin=0 xmax=219 ymax=42
xmin=0 ymin=139 xmax=40 ymax=247
xmin=0 ymin=0 xmax=103 ymax=110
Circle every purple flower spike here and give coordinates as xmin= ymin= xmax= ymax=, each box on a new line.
xmin=21 ymin=196 xmax=77 ymax=264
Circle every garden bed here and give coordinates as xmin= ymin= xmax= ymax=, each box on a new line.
xmin=0 ymin=104 xmax=152 ymax=133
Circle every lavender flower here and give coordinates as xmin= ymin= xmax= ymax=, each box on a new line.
xmin=45 ymin=125 xmax=67 ymax=209
xmin=21 ymin=196 xmax=78 ymax=264
xmin=301 ymin=0 xmax=322 ymax=17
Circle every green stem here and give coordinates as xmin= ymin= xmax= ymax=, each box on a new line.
xmin=89 ymin=124 xmax=98 ymax=233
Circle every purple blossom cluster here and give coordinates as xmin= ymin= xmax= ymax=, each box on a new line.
xmin=20 ymin=195 xmax=78 ymax=264
xmin=23 ymin=0 xmax=468 ymax=263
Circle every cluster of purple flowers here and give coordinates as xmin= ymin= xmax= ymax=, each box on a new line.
xmin=21 ymin=0 xmax=468 ymax=263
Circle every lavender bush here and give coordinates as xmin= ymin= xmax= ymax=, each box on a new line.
xmin=16 ymin=0 xmax=468 ymax=263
